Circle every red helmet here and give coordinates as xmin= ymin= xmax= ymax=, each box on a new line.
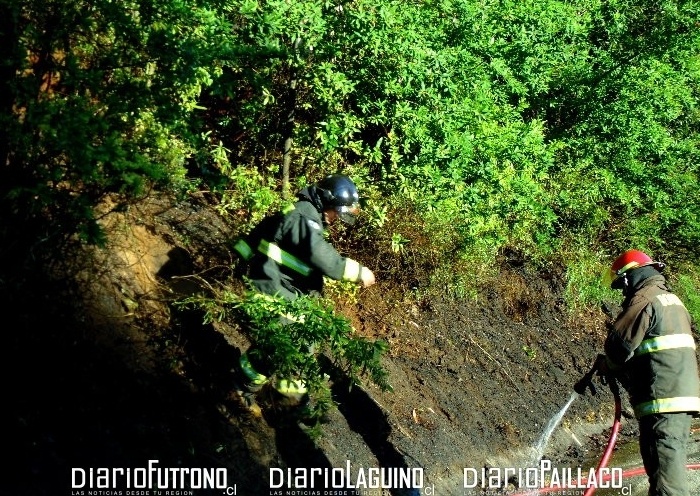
xmin=606 ymin=249 xmax=665 ymax=287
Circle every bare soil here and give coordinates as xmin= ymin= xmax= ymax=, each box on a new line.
xmin=5 ymin=192 xmax=650 ymax=496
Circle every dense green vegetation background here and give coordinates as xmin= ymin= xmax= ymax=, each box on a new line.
xmin=1 ymin=0 xmax=699 ymax=317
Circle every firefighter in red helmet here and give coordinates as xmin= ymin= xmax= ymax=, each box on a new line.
xmin=599 ymin=249 xmax=700 ymax=496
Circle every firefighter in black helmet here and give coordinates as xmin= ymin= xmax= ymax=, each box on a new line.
xmin=232 ymin=174 xmax=376 ymax=414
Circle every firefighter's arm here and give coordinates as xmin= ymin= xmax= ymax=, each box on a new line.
xmin=304 ymin=218 xmax=374 ymax=285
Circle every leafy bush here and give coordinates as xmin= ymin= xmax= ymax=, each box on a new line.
xmin=673 ymin=272 xmax=700 ymax=333
xmin=1 ymin=0 xmax=226 ymax=254
xmin=179 ymin=288 xmax=391 ymax=422
xmin=4 ymin=0 xmax=700 ymax=322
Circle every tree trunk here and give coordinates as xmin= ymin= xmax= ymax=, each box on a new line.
xmin=281 ymin=38 xmax=302 ymax=200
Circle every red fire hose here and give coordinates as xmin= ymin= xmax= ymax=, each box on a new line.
xmin=581 ymin=377 xmax=623 ymax=496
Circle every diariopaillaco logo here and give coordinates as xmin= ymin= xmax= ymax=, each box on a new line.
xmin=462 ymin=459 xmax=631 ymax=495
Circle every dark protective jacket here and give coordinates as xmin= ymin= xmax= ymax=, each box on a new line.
xmin=233 ymin=186 xmax=369 ymax=300
xmin=605 ymin=267 xmax=700 ymax=418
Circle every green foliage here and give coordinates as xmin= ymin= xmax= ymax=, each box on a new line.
xmin=547 ymin=1 xmax=700 ymax=251
xmin=670 ymin=266 xmax=700 ymax=328
xmin=211 ymin=146 xmax=282 ymax=232
xmin=522 ymin=345 xmax=537 ymax=361
xmin=4 ymin=0 xmax=700 ymax=318
xmin=1 ymin=0 xmax=227 ymax=252
xmin=179 ymin=288 xmax=391 ymax=421
xmin=562 ymin=248 xmax=619 ymax=313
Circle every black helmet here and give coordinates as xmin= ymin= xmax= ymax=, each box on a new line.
xmin=315 ymin=174 xmax=360 ymax=225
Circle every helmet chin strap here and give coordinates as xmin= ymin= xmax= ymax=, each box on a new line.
xmin=614 ymin=265 xmax=661 ymax=296
xmin=620 ymin=275 xmax=630 ymax=296
xmin=611 ymin=272 xmax=629 ymax=293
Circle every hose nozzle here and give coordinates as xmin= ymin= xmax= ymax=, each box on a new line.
xmin=574 ymin=369 xmax=597 ymax=395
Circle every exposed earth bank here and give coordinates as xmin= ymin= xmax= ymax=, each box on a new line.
xmin=7 ymin=192 xmax=697 ymax=496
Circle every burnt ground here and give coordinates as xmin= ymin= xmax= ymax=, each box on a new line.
xmin=5 ymin=191 xmax=690 ymax=496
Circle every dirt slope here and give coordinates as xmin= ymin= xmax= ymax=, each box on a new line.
xmin=6 ymin=192 xmax=681 ymax=496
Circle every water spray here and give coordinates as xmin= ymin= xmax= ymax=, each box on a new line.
xmin=509 ymin=354 xmax=700 ymax=496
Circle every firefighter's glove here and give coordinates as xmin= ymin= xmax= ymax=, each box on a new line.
xmin=593 ymin=353 xmax=612 ymax=385
xmin=574 ymin=370 xmax=597 ymax=396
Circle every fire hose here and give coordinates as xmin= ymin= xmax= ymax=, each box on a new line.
xmin=581 ymin=370 xmax=622 ymax=496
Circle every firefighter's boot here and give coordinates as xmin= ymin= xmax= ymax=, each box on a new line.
xmin=231 ymin=352 xmax=268 ymax=417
